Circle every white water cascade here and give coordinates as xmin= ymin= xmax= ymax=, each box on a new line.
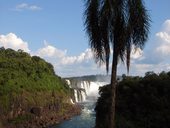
xmin=66 ymin=79 xmax=108 ymax=103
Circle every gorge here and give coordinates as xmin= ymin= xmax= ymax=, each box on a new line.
xmin=52 ymin=77 xmax=109 ymax=128
xmin=1 ymin=48 xmax=169 ymax=128
xmin=56 ymin=73 xmax=170 ymax=128
xmin=0 ymin=48 xmax=111 ymax=128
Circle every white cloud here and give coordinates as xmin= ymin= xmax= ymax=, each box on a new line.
xmin=132 ymin=64 xmax=153 ymax=75
xmin=133 ymin=63 xmax=170 ymax=76
xmin=155 ymin=20 xmax=170 ymax=56
xmin=162 ymin=20 xmax=170 ymax=33
xmin=37 ymin=43 xmax=66 ymax=58
xmin=0 ymin=33 xmax=30 ymax=52
xmin=156 ymin=44 xmax=170 ymax=55
xmin=123 ymin=19 xmax=170 ymax=76
xmin=131 ymin=47 xmax=143 ymax=60
xmin=0 ymin=33 xmax=100 ymax=77
xmin=15 ymin=3 xmax=42 ymax=11
xmin=61 ymin=49 xmax=93 ymax=65
xmin=5 ymin=25 xmax=170 ymax=77
xmin=156 ymin=32 xmax=170 ymax=43
xmin=34 ymin=43 xmax=99 ymax=76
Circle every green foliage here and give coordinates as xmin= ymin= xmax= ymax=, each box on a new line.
xmin=8 ymin=114 xmax=33 ymax=124
xmin=95 ymin=72 xmax=170 ymax=128
xmin=0 ymin=47 xmax=71 ymax=114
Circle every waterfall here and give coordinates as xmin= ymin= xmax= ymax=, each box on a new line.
xmin=66 ymin=79 xmax=108 ymax=103
xmin=74 ymin=90 xmax=78 ymax=102
xmin=86 ymin=82 xmax=107 ymax=100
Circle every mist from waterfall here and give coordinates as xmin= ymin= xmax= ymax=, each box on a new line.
xmin=66 ymin=79 xmax=109 ymax=103
xmin=52 ymin=76 xmax=109 ymax=128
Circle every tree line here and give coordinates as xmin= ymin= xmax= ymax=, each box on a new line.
xmin=0 ymin=47 xmax=71 ymax=116
xmin=95 ymin=71 xmax=170 ymax=128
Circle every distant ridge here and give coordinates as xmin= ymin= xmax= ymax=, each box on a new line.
xmin=65 ymin=74 xmax=122 ymax=82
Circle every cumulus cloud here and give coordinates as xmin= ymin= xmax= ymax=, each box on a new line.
xmin=4 ymin=25 xmax=170 ymax=77
xmin=61 ymin=49 xmax=93 ymax=65
xmin=0 ymin=33 xmax=102 ymax=77
xmin=155 ymin=31 xmax=170 ymax=55
xmin=131 ymin=47 xmax=143 ymax=60
xmin=162 ymin=20 xmax=170 ymax=33
xmin=19 ymin=18 xmax=170 ymax=77
xmin=156 ymin=20 xmax=170 ymax=52
xmin=156 ymin=32 xmax=170 ymax=43
xmin=36 ymin=42 xmax=66 ymax=58
xmin=133 ymin=63 xmax=170 ymax=76
xmin=125 ymin=19 xmax=170 ymax=76
xmin=15 ymin=3 xmax=42 ymax=11
xmin=156 ymin=43 xmax=170 ymax=55
xmin=36 ymin=42 xmax=93 ymax=64
xmin=1 ymin=21 xmax=169 ymax=77
xmin=136 ymin=19 xmax=170 ymax=64
xmin=0 ymin=33 xmax=30 ymax=52
xmin=34 ymin=43 xmax=99 ymax=76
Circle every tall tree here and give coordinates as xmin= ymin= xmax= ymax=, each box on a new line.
xmin=84 ymin=0 xmax=150 ymax=127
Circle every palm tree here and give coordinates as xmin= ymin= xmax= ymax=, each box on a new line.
xmin=84 ymin=0 xmax=150 ymax=128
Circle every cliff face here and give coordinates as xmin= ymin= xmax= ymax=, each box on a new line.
xmin=0 ymin=48 xmax=80 ymax=128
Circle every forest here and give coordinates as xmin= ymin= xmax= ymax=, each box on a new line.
xmin=96 ymin=72 xmax=170 ymax=128
xmin=0 ymin=47 xmax=79 ymax=128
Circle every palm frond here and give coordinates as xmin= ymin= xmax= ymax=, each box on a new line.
xmin=84 ymin=0 xmax=150 ymax=74
xmin=100 ymin=0 xmax=110 ymax=73
xmin=85 ymin=0 xmax=103 ymax=64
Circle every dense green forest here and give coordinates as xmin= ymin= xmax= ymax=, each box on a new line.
xmin=0 ymin=47 xmax=69 ymax=92
xmin=0 ymin=47 xmax=78 ymax=128
xmin=95 ymin=72 xmax=170 ymax=128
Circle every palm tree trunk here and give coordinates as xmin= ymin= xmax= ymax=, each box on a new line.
xmin=109 ymin=52 xmax=118 ymax=128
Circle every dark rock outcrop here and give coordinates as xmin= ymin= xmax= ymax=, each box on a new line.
xmin=30 ymin=107 xmax=42 ymax=116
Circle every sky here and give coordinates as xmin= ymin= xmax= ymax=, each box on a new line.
xmin=0 ymin=0 xmax=170 ymax=77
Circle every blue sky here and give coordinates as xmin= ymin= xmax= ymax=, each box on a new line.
xmin=0 ymin=0 xmax=170 ymax=77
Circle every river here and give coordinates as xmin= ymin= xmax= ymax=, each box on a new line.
xmin=51 ymin=80 xmax=108 ymax=128
xmin=51 ymin=101 xmax=96 ymax=128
